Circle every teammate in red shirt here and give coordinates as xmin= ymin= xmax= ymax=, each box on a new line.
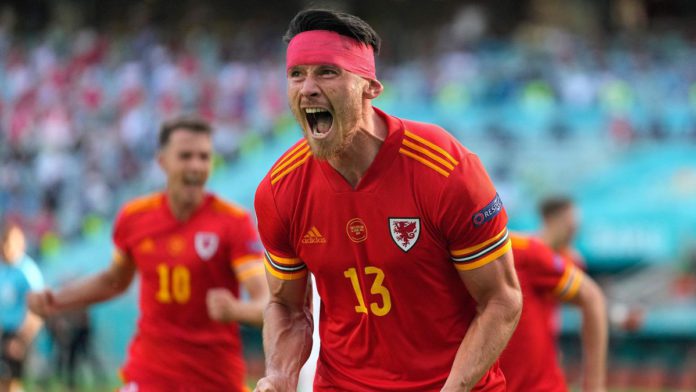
xmin=28 ymin=116 xmax=269 ymax=392
xmin=254 ymin=10 xmax=522 ymax=392
xmin=538 ymin=197 xmax=586 ymax=270
xmin=499 ymin=234 xmax=607 ymax=392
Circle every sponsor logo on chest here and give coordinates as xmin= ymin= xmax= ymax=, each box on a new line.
xmin=389 ymin=218 xmax=420 ymax=252
xmin=346 ymin=218 xmax=368 ymax=243
xmin=194 ymin=232 xmax=219 ymax=261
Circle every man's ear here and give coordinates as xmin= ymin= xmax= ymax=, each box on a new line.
xmin=157 ymin=150 xmax=166 ymax=172
xmin=364 ymin=79 xmax=384 ymax=99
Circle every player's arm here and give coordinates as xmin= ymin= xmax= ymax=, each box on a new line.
xmin=442 ymin=250 xmax=522 ymax=392
xmin=27 ymin=250 xmax=136 ymax=317
xmin=255 ymin=273 xmax=313 ymax=392
xmin=4 ymin=311 xmax=43 ymax=362
xmin=207 ymin=259 xmax=270 ymax=327
xmin=565 ymin=270 xmax=608 ymax=392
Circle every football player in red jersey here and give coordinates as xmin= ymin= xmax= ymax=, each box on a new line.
xmin=499 ymin=234 xmax=607 ymax=392
xmin=28 ymin=116 xmax=269 ymax=392
xmin=254 ymin=9 xmax=522 ymax=392
xmin=538 ymin=196 xmax=586 ymax=269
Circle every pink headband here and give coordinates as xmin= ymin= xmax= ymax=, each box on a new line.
xmin=286 ymin=30 xmax=376 ymax=80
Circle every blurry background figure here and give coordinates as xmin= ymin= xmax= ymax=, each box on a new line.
xmin=44 ymin=279 xmax=105 ymax=391
xmin=0 ymin=222 xmax=44 ymax=392
xmin=538 ymin=196 xmax=586 ymax=270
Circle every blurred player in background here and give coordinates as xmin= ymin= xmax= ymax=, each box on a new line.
xmin=539 ymin=196 xmax=644 ymax=335
xmin=28 ymin=116 xmax=269 ymax=392
xmin=255 ymin=9 xmax=521 ymax=392
xmin=0 ymin=222 xmax=44 ymax=392
xmin=499 ymin=233 xmax=607 ymax=392
xmin=538 ymin=196 xmax=585 ymax=269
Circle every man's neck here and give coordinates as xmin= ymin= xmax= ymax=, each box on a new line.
xmin=166 ymin=191 xmax=203 ymax=221
xmin=539 ymin=228 xmax=564 ymax=252
xmin=327 ymin=108 xmax=387 ymax=188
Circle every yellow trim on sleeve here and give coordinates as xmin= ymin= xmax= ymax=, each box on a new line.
xmin=402 ymin=139 xmax=456 ymax=170
xmin=272 ymin=141 xmax=308 ymax=171
xmin=451 ymin=228 xmax=508 ymax=257
xmin=404 ymin=130 xmax=459 ymax=165
xmin=231 ymin=254 xmax=263 ymax=268
xmin=236 ymin=263 xmax=266 ymax=282
xmin=271 ymin=144 xmax=310 ymax=177
xmin=399 ymin=148 xmax=450 ymax=177
xmin=267 ymin=251 xmax=302 ymax=266
xmin=271 ymin=151 xmax=313 ymax=185
xmin=552 ymin=266 xmax=573 ymax=297
xmin=561 ymin=270 xmax=584 ymax=301
xmin=454 ymin=240 xmax=511 ymax=271
xmin=263 ymin=258 xmax=308 ymax=280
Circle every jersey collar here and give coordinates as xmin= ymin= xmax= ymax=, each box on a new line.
xmin=317 ymin=106 xmax=403 ymax=193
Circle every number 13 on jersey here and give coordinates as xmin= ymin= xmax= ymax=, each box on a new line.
xmin=344 ymin=266 xmax=392 ymax=316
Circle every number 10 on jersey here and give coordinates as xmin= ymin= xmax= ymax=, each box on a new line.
xmin=344 ymin=266 xmax=392 ymax=316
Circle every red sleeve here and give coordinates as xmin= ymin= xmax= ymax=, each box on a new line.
xmin=112 ymin=209 xmax=131 ymax=258
xmin=526 ymin=239 xmax=584 ymax=301
xmin=254 ymin=177 xmax=307 ymax=280
xmin=229 ymin=212 xmax=265 ymax=268
xmin=438 ymin=153 xmax=511 ymax=271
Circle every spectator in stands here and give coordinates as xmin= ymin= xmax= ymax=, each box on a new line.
xmin=0 ymin=221 xmax=44 ymax=392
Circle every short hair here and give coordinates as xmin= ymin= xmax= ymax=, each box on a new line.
xmin=283 ymin=9 xmax=381 ymax=55
xmin=158 ymin=115 xmax=212 ymax=148
xmin=539 ymin=196 xmax=574 ymax=220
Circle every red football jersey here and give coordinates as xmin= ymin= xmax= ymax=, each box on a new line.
xmin=499 ymin=234 xmax=584 ymax=392
xmin=255 ymin=108 xmax=511 ymax=391
xmin=113 ymin=192 xmax=263 ymax=391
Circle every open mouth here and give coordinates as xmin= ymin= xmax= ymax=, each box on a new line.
xmin=182 ymin=175 xmax=205 ymax=187
xmin=305 ymin=107 xmax=334 ymax=139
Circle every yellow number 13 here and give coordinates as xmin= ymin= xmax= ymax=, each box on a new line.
xmin=344 ymin=266 xmax=392 ymax=316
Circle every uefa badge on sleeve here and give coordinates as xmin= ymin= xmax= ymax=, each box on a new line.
xmin=195 ymin=232 xmax=219 ymax=261
xmin=389 ymin=218 xmax=420 ymax=252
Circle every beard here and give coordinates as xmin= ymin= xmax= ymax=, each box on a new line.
xmin=306 ymin=124 xmax=356 ymax=160
xmin=292 ymin=98 xmax=362 ymax=161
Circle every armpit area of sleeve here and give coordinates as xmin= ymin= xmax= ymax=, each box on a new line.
xmin=263 ymin=250 xmax=308 ymax=280
xmin=450 ymin=228 xmax=511 ymax=271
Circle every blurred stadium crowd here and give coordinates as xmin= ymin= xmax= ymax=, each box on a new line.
xmin=1 ymin=0 xmax=694 ymax=255
xmin=0 ymin=0 xmax=695 ymax=390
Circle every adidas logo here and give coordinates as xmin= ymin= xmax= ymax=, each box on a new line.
xmin=302 ymin=227 xmax=327 ymax=244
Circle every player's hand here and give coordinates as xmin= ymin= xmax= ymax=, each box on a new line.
xmin=27 ymin=290 xmax=59 ymax=318
xmin=440 ymin=382 xmax=472 ymax=392
xmin=4 ymin=337 xmax=28 ymax=360
xmin=206 ymin=288 xmax=240 ymax=323
xmin=254 ymin=375 xmax=296 ymax=392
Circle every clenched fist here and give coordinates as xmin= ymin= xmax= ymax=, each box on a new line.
xmin=254 ymin=375 xmax=296 ymax=392
xmin=206 ymin=288 xmax=240 ymax=323
xmin=27 ymin=290 xmax=58 ymax=318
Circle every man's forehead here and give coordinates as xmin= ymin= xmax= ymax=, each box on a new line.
xmin=289 ymin=63 xmax=342 ymax=70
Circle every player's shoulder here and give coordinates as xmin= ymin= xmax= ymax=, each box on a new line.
xmin=510 ymin=232 xmax=532 ymax=250
xmin=398 ymin=119 xmax=473 ymax=179
xmin=263 ymin=138 xmax=312 ymax=188
xmin=511 ymin=233 xmax=548 ymax=252
xmin=207 ymin=193 xmax=249 ymax=219
xmin=119 ymin=193 xmax=164 ymax=218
